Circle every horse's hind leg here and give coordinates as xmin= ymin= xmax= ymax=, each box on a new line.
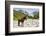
xmin=21 ymin=21 xmax=24 ymax=27
xmin=18 ymin=20 xmax=20 ymax=26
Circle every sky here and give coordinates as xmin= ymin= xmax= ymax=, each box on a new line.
xmin=14 ymin=8 xmax=39 ymax=16
xmin=14 ymin=8 xmax=39 ymax=12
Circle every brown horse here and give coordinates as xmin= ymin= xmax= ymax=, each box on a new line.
xmin=18 ymin=15 xmax=27 ymax=26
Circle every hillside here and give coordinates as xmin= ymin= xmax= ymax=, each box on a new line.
xmin=13 ymin=11 xmax=27 ymax=20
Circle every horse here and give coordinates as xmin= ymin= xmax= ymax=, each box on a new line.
xmin=18 ymin=15 xmax=27 ymax=26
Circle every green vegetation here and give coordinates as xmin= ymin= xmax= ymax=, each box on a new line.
xmin=13 ymin=10 xmax=27 ymax=20
xmin=28 ymin=12 xmax=39 ymax=19
xmin=13 ymin=9 xmax=39 ymax=20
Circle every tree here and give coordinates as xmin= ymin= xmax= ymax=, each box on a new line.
xmin=33 ymin=12 xmax=39 ymax=19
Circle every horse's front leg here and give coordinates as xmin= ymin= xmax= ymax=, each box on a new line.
xmin=18 ymin=20 xmax=20 ymax=26
xmin=21 ymin=21 xmax=24 ymax=27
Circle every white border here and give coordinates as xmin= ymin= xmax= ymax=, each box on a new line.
xmin=9 ymin=5 xmax=43 ymax=32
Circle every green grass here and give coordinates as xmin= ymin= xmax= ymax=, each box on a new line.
xmin=13 ymin=10 xmax=39 ymax=20
xmin=13 ymin=11 xmax=26 ymax=20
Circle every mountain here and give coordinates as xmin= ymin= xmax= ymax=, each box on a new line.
xmin=13 ymin=10 xmax=27 ymax=20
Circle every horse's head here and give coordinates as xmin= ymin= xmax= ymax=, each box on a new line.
xmin=23 ymin=15 xmax=28 ymax=20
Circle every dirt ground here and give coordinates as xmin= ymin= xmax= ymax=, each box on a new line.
xmin=13 ymin=19 xmax=39 ymax=28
